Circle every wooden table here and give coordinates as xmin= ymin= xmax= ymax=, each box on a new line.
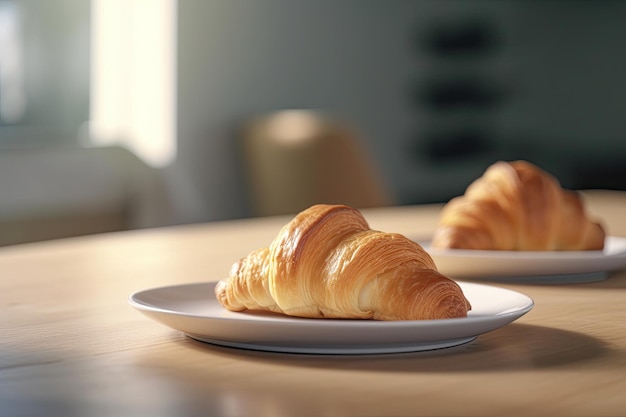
xmin=2 ymin=190 xmax=625 ymax=417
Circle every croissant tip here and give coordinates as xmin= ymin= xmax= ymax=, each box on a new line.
xmin=214 ymin=280 xmax=227 ymax=304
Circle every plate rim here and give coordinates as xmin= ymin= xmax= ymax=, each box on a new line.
xmin=129 ymin=281 xmax=534 ymax=326
xmin=417 ymin=235 xmax=626 ymax=281
xmin=128 ymin=281 xmax=534 ymax=354
xmin=419 ymin=235 xmax=626 ymax=259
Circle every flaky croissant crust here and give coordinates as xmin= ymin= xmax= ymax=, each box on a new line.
xmin=431 ymin=160 xmax=606 ymax=251
xmin=216 ymin=204 xmax=471 ymax=320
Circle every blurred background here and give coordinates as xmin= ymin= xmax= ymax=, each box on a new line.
xmin=1 ymin=0 xmax=625 ymax=246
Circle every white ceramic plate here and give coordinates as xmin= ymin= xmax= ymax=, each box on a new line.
xmin=420 ymin=236 xmax=626 ymax=283
xmin=129 ymin=282 xmax=533 ymax=355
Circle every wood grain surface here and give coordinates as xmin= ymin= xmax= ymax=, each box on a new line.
xmin=1 ymin=190 xmax=625 ymax=417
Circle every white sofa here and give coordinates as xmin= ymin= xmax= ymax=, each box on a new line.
xmin=0 ymin=145 xmax=170 ymax=246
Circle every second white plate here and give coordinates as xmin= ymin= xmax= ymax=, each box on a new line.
xmin=129 ymin=281 xmax=533 ymax=355
xmin=420 ymin=236 xmax=626 ymax=283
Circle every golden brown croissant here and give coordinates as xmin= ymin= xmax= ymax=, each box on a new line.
xmin=431 ymin=160 xmax=606 ymax=251
xmin=215 ymin=204 xmax=471 ymax=320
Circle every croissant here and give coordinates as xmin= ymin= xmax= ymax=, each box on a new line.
xmin=215 ymin=204 xmax=471 ymax=320
xmin=431 ymin=160 xmax=606 ymax=251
